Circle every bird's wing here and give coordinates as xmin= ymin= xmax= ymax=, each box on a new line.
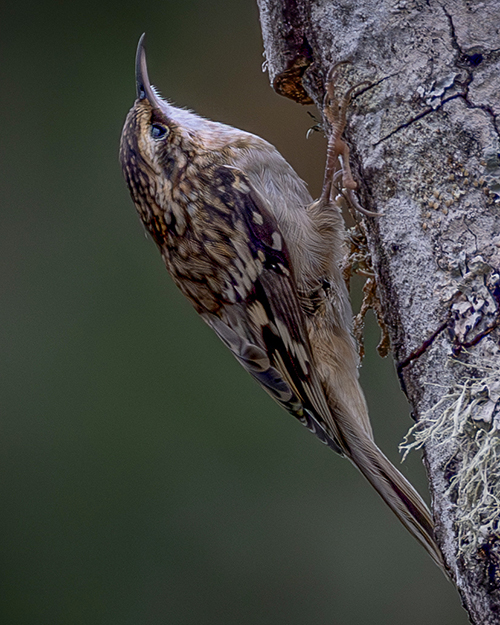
xmin=201 ymin=165 xmax=345 ymax=454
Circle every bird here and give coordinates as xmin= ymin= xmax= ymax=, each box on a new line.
xmin=119 ymin=34 xmax=446 ymax=573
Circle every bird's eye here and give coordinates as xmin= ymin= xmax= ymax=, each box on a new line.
xmin=151 ymin=123 xmax=168 ymax=139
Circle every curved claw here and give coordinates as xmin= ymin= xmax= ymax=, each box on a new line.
xmin=325 ymin=59 xmax=353 ymax=92
xmin=344 ymin=188 xmax=382 ymax=217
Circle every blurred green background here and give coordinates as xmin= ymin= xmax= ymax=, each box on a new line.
xmin=1 ymin=1 xmax=466 ymax=623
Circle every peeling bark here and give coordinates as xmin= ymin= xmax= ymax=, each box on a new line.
xmin=257 ymin=1 xmax=500 ymax=623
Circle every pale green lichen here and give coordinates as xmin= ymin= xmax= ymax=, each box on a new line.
xmin=400 ymin=359 xmax=500 ymax=561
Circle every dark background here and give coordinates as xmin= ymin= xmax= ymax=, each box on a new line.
xmin=1 ymin=1 xmax=467 ymax=623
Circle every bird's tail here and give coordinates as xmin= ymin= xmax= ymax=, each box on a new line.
xmin=310 ymin=325 xmax=446 ymax=573
xmin=342 ymin=421 xmax=447 ymax=574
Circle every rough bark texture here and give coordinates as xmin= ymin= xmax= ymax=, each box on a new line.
xmin=257 ymin=1 xmax=500 ymax=623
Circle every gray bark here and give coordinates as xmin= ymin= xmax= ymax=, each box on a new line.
xmin=256 ymin=1 xmax=500 ymax=623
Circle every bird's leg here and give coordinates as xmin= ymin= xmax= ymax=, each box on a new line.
xmin=319 ymin=63 xmax=380 ymax=217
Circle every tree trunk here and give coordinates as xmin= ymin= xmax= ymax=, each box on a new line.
xmin=256 ymin=1 xmax=500 ymax=622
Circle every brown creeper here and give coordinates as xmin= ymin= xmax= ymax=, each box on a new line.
xmin=120 ymin=35 xmax=446 ymax=573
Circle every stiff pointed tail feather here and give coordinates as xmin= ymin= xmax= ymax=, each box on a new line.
xmin=347 ymin=432 xmax=447 ymax=574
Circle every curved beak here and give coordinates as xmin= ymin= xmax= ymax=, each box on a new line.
xmin=135 ymin=34 xmax=162 ymax=107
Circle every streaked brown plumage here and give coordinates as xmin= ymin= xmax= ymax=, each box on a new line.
xmin=120 ymin=35 xmax=446 ymax=573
